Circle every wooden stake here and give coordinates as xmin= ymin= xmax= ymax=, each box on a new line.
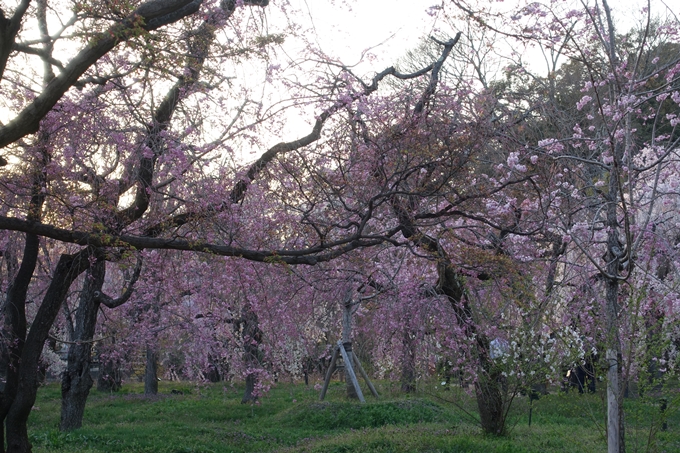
xmin=352 ymin=351 xmax=378 ymax=398
xmin=338 ymin=341 xmax=365 ymax=403
xmin=319 ymin=346 xmax=339 ymax=401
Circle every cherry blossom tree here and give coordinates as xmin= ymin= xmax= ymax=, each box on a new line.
xmin=4 ymin=2 xmax=677 ymax=453
xmin=442 ymin=0 xmax=680 ymax=450
xmin=0 ymin=2 xmax=471 ymax=450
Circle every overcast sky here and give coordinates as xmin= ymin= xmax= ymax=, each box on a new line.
xmin=280 ymin=0 xmax=679 ymax=71
xmin=292 ymin=0 xmax=437 ymax=65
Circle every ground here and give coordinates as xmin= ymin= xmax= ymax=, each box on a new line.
xmin=27 ymin=379 xmax=680 ymax=453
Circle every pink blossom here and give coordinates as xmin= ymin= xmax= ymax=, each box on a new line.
xmin=576 ymin=95 xmax=592 ymax=111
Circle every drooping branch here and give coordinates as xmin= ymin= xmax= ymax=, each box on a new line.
xmin=230 ymin=46 xmax=466 ymax=204
xmin=146 ymin=47 xmax=460 ymax=236
xmin=0 ymin=0 xmax=203 ymax=151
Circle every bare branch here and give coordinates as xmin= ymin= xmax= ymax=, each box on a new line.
xmin=0 ymin=0 xmax=203 ymax=150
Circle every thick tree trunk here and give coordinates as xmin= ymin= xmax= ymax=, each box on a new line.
xmin=0 ymin=234 xmax=39 ymax=453
xmin=0 ymin=150 xmax=47 ymax=452
xmin=5 ymin=250 xmax=91 ymax=453
xmin=240 ymin=305 xmax=262 ymax=404
xmin=474 ymin=351 xmax=507 ymax=435
xmin=439 ymin=265 xmax=507 ymax=435
xmin=3 ymin=415 xmax=30 ymax=453
xmin=144 ymin=346 xmax=158 ymax=396
xmin=60 ymin=365 xmax=94 ymax=432
xmin=60 ymin=259 xmax=106 ymax=431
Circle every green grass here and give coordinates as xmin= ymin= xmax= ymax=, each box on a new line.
xmin=27 ymin=380 xmax=680 ymax=453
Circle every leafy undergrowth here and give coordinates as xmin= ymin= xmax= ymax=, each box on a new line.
xmin=27 ymin=380 xmax=680 ymax=453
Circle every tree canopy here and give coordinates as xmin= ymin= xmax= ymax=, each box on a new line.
xmin=1 ymin=1 xmax=680 ymax=452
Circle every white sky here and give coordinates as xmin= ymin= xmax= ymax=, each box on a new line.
xmin=289 ymin=0 xmax=438 ymax=67
xmin=279 ymin=0 xmax=679 ymax=71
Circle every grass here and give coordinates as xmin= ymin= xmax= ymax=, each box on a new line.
xmin=27 ymin=379 xmax=680 ymax=453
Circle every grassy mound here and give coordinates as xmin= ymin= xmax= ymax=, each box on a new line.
xmin=278 ymin=425 xmax=530 ymax=453
xmin=278 ymin=398 xmax=452 ymax=430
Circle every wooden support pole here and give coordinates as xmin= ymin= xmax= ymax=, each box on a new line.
xmin=352 ymin=351 xmax=378 ymax=398
xmin=338 ymin=341 xmax=365 ymax=403
xmin=319 ymin=346 xmax=339 ymax=401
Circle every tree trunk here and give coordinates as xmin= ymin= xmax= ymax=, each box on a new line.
xmin=5 ymin=250 xmax=92 ymax=453
xmin=1 ymin=141 xmax=48 ymax=452
xmin=603 ymin=209 xmax=625 ymax=453
xmin=0 ymin=234 xmax=39 ymax=453
xmin=240 ymin=304 xmax=262 ymax=404
xmin=205 ymin=356 xmax=221 ymax=383
xmin=400 ymin=328 xmax=417 ymax=393
xmin=144 ymin=345 xmax=158 ymax=396
xmin=603 ymin=116 xmax=625 ymax=453
xmin=3 ymin=414 xmax=30 ymax=453
xmin=60 ymin=363 xmax=94 ymax=432
xmin=439 ymin=265 xmax=507 ymax=435
xmin=242 ymin=373 xmax=256 ymax=403
xmin=474 ymin=349 xmax=507 ymax=435
xmin=60 ymin=259 xmax=105 ymax=431
xmin=605 ymin=275 xmax=625 ymax=453
xmin=97 ymin=337 xmax=122 ymax=393
xmin=341 ymin=295 xmax=358 ymax=399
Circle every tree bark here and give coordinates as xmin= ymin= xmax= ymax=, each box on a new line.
xmin=0 ymin=234 xmax=38 ymax=452
xmin=240 ymin=305 xmax=262 ymax=404
xmin=475 ymin=355 xmax=506 ymax=433
xmin=144 ymin=345 xmax=158 ymax=396
xmin=605 ymin=242 xmax=625 ymax=453
xmin=59 ymin=259 xmax=106 ymax=431
xmin=439 ymin=265 xmax=506 ymax=435
xmin=0 ymin=144 xmax=48 ymax=452
xmin=96 ymin=338 xmax=122 ymax=393
xmin=5 ymin=250 xmax=91 ymax=453
xmin=205 ymin=356 xmax=221 ymax=383
xmin=242 ymin=373 xmax=256 ymax=403
xmin=400 ymin=328 xmax=417 ymax=393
